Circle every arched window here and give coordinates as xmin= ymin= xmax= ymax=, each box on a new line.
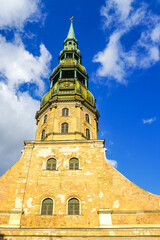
xmin=41 ymin=198 xmax=53 ymax=215
xmin=85 ymin=113 xmax=89 ymax=123
xmin=62 ymin=108 xmax=69 ymax=116
xmin=69 ymin=158 xmax=79 ymax=170
xmin=86 ymin=128 xmax=90 ymax=140
xmin=68 ymin=198 xmax=80 ymax=215
xmin=43 ymin=114 xmax=47 ymax=124
xmin=46 ymin=158 xmax=56 ymax=170
xmin=41 ymin=129 xmax=45 ymax=140
xmin=61 ymin=122 xmax=69 ymax=134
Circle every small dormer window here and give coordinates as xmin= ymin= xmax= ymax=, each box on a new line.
xmin=69 ymin=41 xmax=72 ymax=45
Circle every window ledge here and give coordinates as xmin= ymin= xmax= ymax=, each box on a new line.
xmin=43 ymin=169 xmax=59 ymax=171
xmin=63 ymin=214 xmax=83 ymax=216
xmin=38 ymin=214 xmax=57 ymax=216
xmin=66 ymin=169 xmax=82 ymax=171
xmin=38 ymin=214 xmax=83 ymax=217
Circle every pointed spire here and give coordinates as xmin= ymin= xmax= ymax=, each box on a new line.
xmin=63 ymin=18 xmax=78 ymax=47
xmin=67 ymin=17 xmax=75 ymax=39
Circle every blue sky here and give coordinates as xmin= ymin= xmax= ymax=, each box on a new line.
xmin=0 ymin=0 xmax=159 ymax=194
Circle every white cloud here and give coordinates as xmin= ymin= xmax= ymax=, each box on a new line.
xmin=0 ymin=0 xmax=42 ymax=30
xmin=101 ymin=0 xmax=134 ymax=28
xmin=0 ymin=37 xmax=51 ymax=175
xmin=142 ymin=117 xmax=156 ymax=124
xmin=93 ymin=0 xmax=160 ymax=84
xmin=114 ymin=0 xmax=133 ymax=20
xmin=0 ymin=82 xmax=39 ymax=175
xmin=149 ymin=47 xmax=159 ymax=62
xmin=151 ymin=26 xmax=160 ymax=42
xmin=0 ymin=34 xmax=51 ymax=95
xmin=93 ymin=32 xmax=126 ymax=84
xmin=0 ymin=0 xmax=52 ymax=176
xmin=107 ymin=159 xmax=118 ymax=168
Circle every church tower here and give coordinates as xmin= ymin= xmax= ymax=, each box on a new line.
xmin=35 ymin=19 xmax=99 ymax=142
xmin=0 ymin=21 xmax=160 ymax=240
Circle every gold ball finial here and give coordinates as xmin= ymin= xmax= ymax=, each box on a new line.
xmin=70 ymin=16 xmax=73 ymax=22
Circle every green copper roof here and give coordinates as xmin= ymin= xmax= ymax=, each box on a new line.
xmin=40 ymin=79 xmax=95 ymax=108
xmin=67 ymin=21 xmax=75 ymax=39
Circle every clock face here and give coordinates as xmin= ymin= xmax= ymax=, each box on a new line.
xmin=61 ymin=82 xmax=74 ymax=89
xmin=63 ymin=82 xmax=70 ymax=88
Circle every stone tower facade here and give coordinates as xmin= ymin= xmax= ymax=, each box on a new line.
xmin=0 ymin=21 xmax=160 ymax=240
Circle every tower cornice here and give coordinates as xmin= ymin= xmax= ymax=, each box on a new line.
xmin=35 ymin=95 xmax=100 ymax=122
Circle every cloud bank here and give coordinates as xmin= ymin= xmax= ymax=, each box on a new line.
xmin=0 ymin=83 xmax=40 ymax=175
xmin=0 ymin=0 xmax=52 ymax=175
xmin=93 ymin=0 xmax=160 ymax=84
xmin=0 ymin=35 xmax=51 ymax=94
xmin=0 ymin=0 xmax=43 ymax=30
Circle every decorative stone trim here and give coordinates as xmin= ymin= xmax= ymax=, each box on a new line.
xmin=24 ymin=139 xmax=105 ymax=145
xmin=98 ymin=209 xmax=160 ymax=214
xmin=36 ymin=96 xmax=99 ymax=120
